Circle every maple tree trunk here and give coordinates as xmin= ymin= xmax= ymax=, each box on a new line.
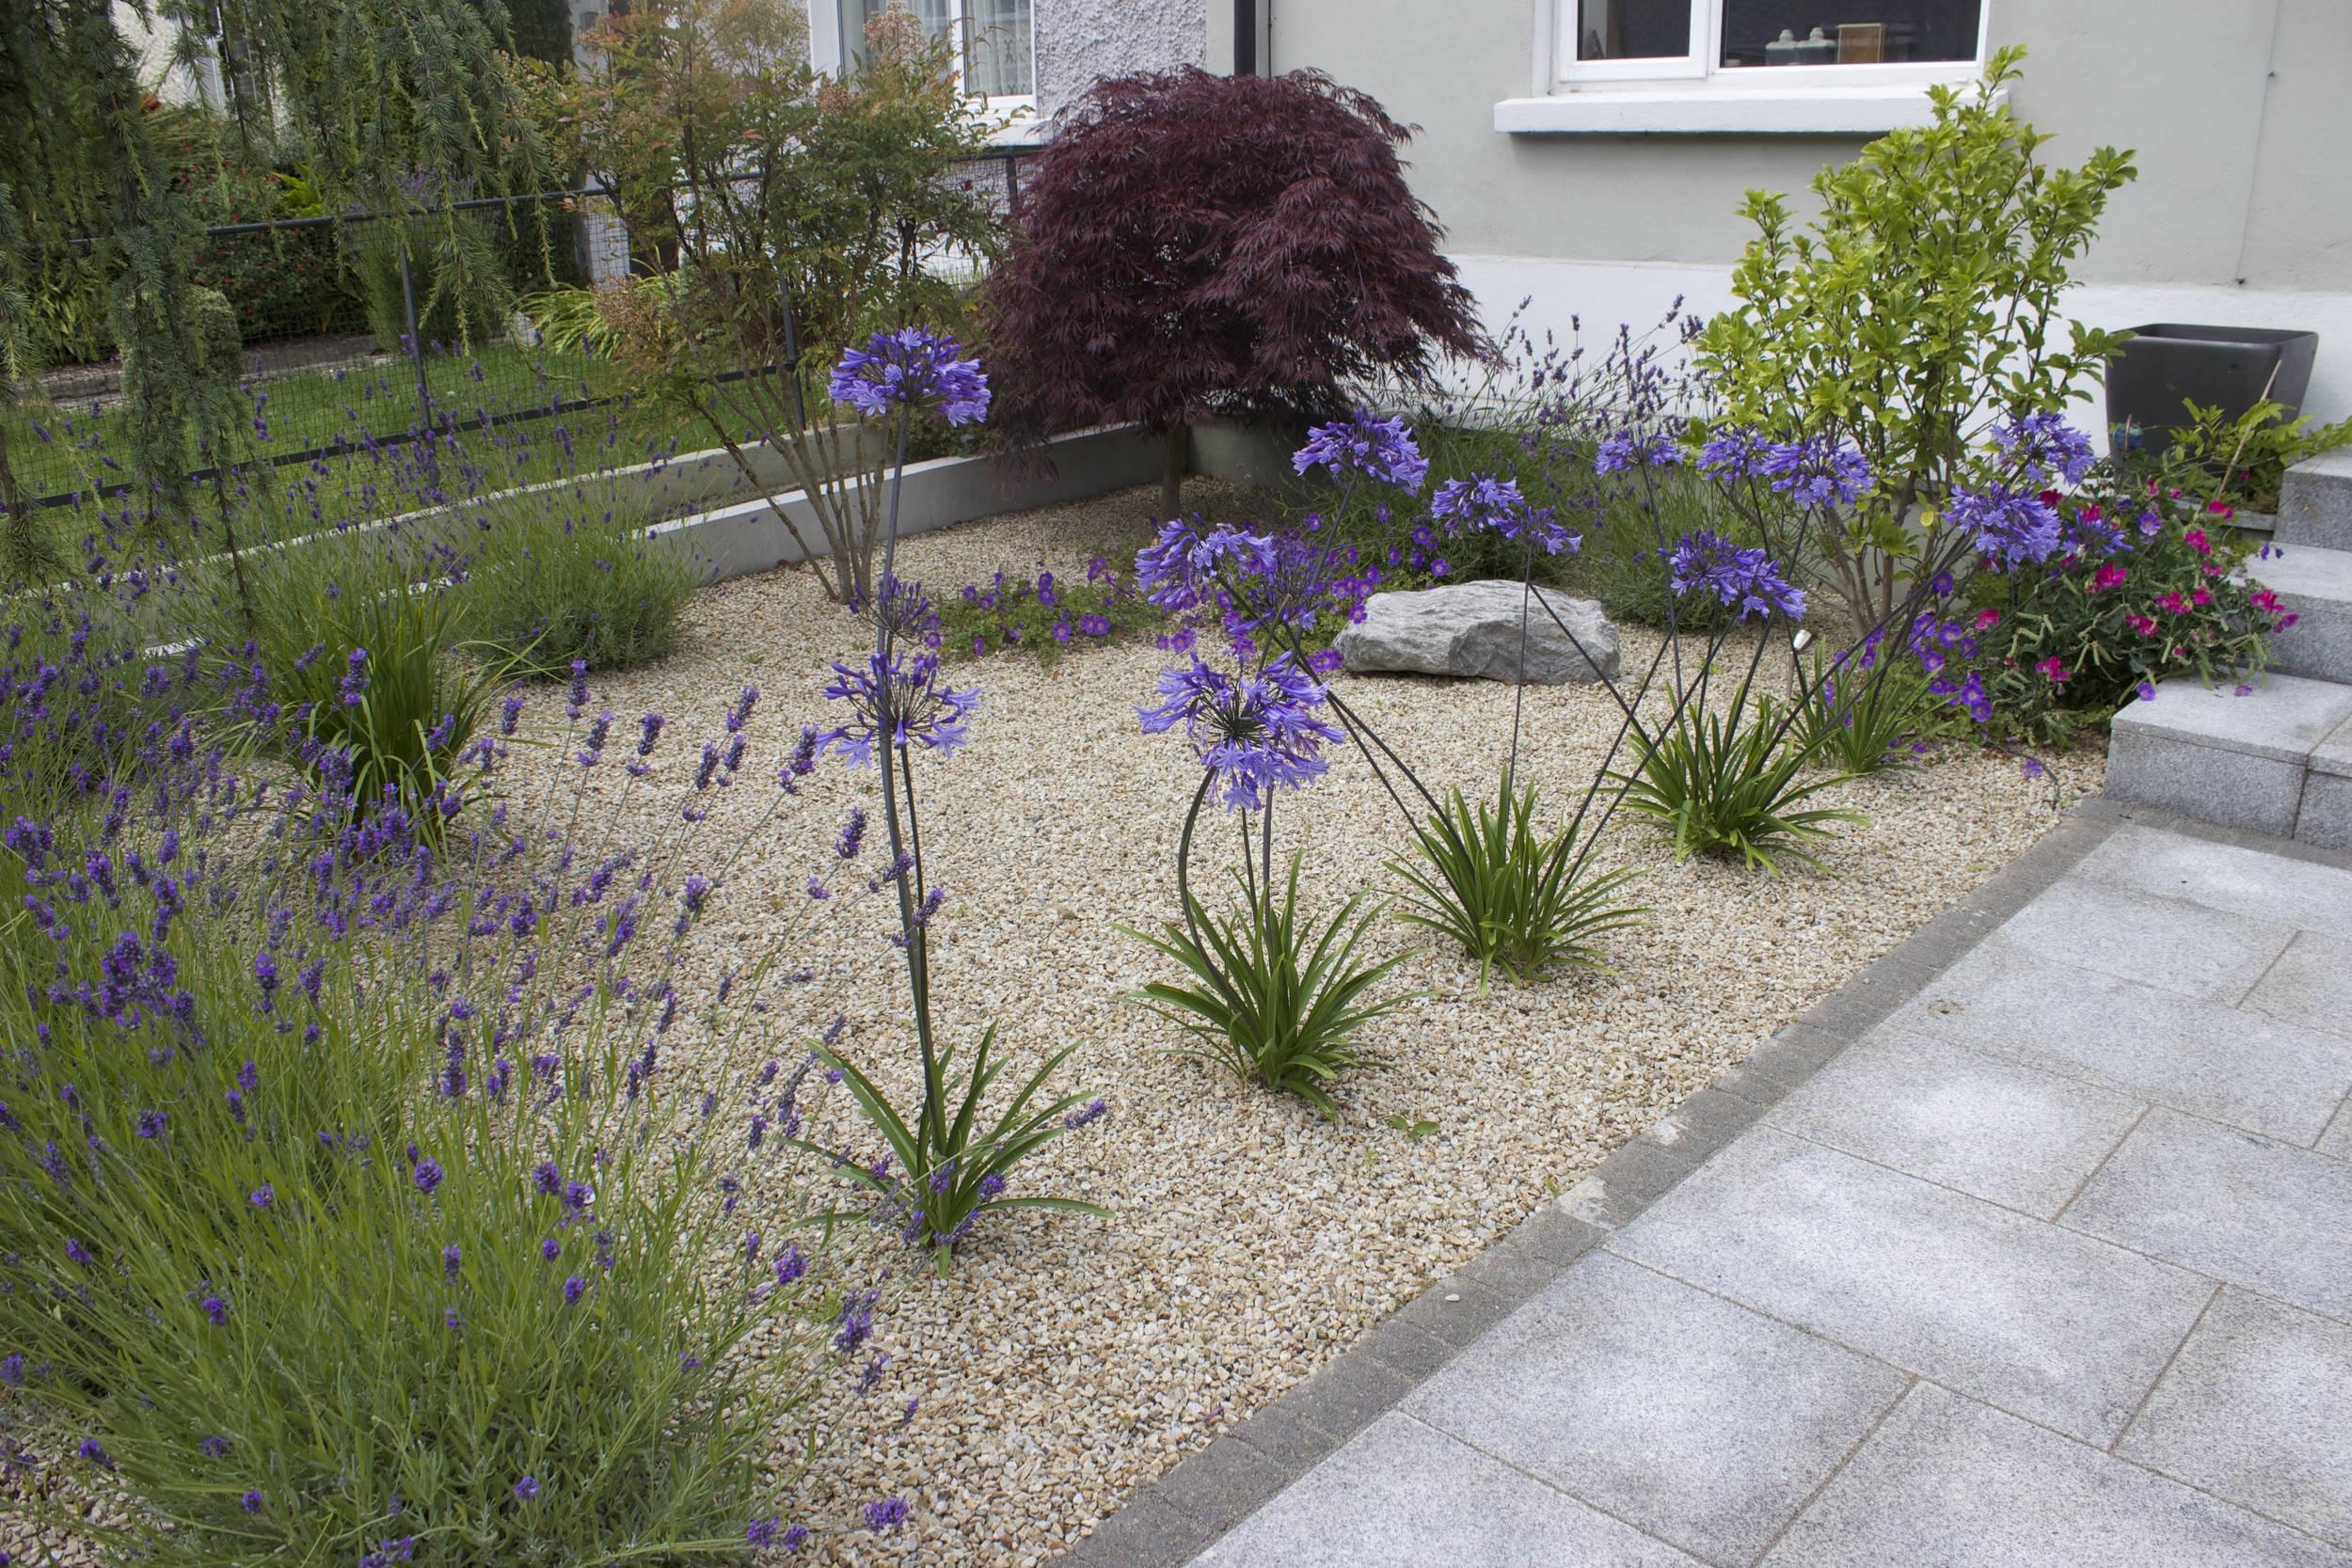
xmin=1160 ymin=423 xmax=1187 ymax=520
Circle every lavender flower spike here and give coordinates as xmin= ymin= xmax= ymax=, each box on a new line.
xmin=829 ymin=328 xmax=991 ymax=425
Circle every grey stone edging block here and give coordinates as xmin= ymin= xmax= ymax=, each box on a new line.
xmin=1068 ymin=800 xmax=2125 ymax=1568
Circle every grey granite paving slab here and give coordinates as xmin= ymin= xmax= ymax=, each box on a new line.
xmin=2071 ymin=824 xmax=2352 ymax=940
xmin=1899 ymin=941 xmax=2352 ymax=1144
xmin=2244 ymin=929 xmax=2352 ymax=1040
xmin=1608 ymin=1129 xmax=2213 ymax=1445
xmin=1993 ymin=875 xmax=2298 ymax=1003
xmin=2063 ymin=1108 xmax=2352 ymax=1323
xmin=2119 ymin=1288 xmax=2352 ymax=1548
xmin=1765 ymin=1382 xmax=2348 ymax=1567
xmin=1187 ymin=1412 xmax=1702 ymax=1568
xmin=1406 ymin=1250 xmax=1909 ymax=1566
xmin=1766 ymin=1026 xmax=2147 ymax=1217
xmin=2324 ymin=1098 xmax=2352 ymax=1162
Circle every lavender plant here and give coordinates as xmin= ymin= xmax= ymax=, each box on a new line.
xmin=0 ymin=652 xmax=901 ymax=1560
xmin=793 ymin=329 xmax=1108 ymax=1275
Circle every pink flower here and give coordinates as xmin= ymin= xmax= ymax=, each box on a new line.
xmin=1973 ymin=608 xmax=2002 ymax=631
xmin=2124 ymin=612 xmax=2158 ymax=636
xmin=2192 ymin=587 xmax=2212 ymax=606
xmin=2204 ymin=501 xmax=2235 ymax=519
xmin=2185 ymin=529 xmax=2211 ymax=555
xmin=2090 ymin=563 xmax=2127 ymax=593
xmin=2035 ymin=656 xmax=2070 ymax=683
xmin=2159 ymin=592 xmax=2190 ymax=616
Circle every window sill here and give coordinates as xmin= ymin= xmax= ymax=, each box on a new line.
xmin=1495 ymin=81 xmax=1997 ymax=135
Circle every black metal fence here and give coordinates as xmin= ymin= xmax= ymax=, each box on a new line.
xmin=11 ymin=149 xmax=1039 ymax=510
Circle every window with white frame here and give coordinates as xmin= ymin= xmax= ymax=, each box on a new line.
xmin=1560 ymin=0 xmax=1982 ymax=85
xmin=839 ymin=0 xmax=1033 ymax=100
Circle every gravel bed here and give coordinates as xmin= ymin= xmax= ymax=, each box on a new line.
xmin=0 ymin=479 xmax=2105 ymax=1566
xmin=539 ymin=481 xmax=2104 ymax=1565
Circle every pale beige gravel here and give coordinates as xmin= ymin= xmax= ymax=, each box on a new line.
xmin=510 ymin=480 xmax=2104 ymax=1566
xmin=0 ymin=478 xmax=2106 ymax=1568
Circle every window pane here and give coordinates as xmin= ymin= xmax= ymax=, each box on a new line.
xmin=1720 ymin=0 xmax=1980 ymax=67
xmin=841 ymin=0 xmax=952 ymax=68
xmin=962 ymin=0 xmax=1032 ymax=95
xmin=1575 ymin=0 xmax=1692 ymax=61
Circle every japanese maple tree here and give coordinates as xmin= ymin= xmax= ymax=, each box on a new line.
xmin=984 ymin=67 xmax=1486 ymax=517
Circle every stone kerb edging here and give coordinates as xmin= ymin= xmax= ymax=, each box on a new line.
xmin=1057 ymin=795 xmax=2352 ymax=1568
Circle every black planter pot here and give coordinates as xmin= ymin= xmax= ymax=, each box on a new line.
xmin=2105 ymin=324 xmax=2318 ymax=458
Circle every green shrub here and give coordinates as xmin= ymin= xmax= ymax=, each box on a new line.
xmin=1389 ymin=775 xmax=1645 ymax=991
xmin=1576 ymin=472 xmax=1759 ymax=631
xmin=0 ymin=703 xmax=855 ymax=1565
xmin=1952 ymin=465 xmax=2296 ymax=742
xmin=354 ymin=216 xmax=515 ymax=356
xmin=942 ymin=559 xmax=1164 ymax=662
xmin=460 ymin=480 xmax=704 ymax=675
xmin=2155 ymin=397 xmax=2352 ymax=514
xmin=1123 ymin=852 xmax=1413 ymax=1117
xmin=1796 ymin=642 xmax=1932 ymax=776
xmin=1613 ymin=679 xmax=1863 ymax=874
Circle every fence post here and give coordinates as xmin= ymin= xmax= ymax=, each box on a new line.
xmin=397 ymin=239 xmax=434 ymax=436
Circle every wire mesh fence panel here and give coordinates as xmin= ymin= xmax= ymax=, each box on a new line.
xmin=9 ymin=197 xmax=624 ymax=509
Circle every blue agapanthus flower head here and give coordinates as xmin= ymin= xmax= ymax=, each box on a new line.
xmin=818 ymin=650 xmax=980 ymax=767
xmin=1134 ymin=518 xmax=1277 ymax=614
xmin=1756 ymin=436 xmax=1870 ymax=509
xmin=1594 ymin=429 xmax=1681 ymax=474
xmin=1428 ymin=473 xmax=1580 ymax=555
xmin=829 ymin=328 xmax=990 ymax=425
xmin=1664 ymin=531 xmax=1807 ymax=621
xmin=1989 ymin=413 xmax=2095 ymax=486
xmin=1292 ymin=410 xmax=1429 ymax=492
xmin=1947 ymin=484 xmax=2062 ymax=565
xmin=1696 ymin=426 xmax=1775 ymax=480
xmin=1137 ymin=652 xmax=1347 ymax=812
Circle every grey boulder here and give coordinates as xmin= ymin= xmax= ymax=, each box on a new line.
xmin=1333 ymin=579 xmax=1620 ymax=685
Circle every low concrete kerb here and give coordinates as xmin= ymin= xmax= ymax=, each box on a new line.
xmin=1059 ymin=796 xmax=2153 ymax=1568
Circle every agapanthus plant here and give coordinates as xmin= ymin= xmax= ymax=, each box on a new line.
xmin=799 ymin=340 xmax=1105 ymax=1275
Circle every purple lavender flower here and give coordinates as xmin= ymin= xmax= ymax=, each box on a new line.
xmin=65 ymin=1238 xmax=93 ymax=1265
xmin=249 ymin=1186 xmax=275 ymax=1210
xmin=1137 ymin=653 xmax=1346 ymax=812
xmin=828 ymin=328 xmax=991 ymax=424
xmin=726 ymin=686 xmax=759 ymax=733
xmin=241 ymin=1490 xmax=263 ymax=1513
xmin=1292 ymin=410 xmax=1430 ymax=491
xmin=201 ymin=1434 xmax=230 ymax=1457
xmin=1990 ymin=413 xmax=2096 ymax=486
xmin=443 ymin=1244 xmax=462 ymax=1278
xmin=413 ymin=1159 xmax=444 ymax=1196
xmin=1947 ymin=484 xmax=2062 ymax=565
xmin=202 ymin=1294 xmax=229 ymax=1324
xmin=1064 ymin=1097 xmax=1108 ymax=1130
xmin=834 ymin=808 xmax=867 ymax=861
xmin=532 ymin=1161 xmax=563 ymax=1196
xmin=514 ymin=1476 xmax=539 ymax=1502
xmin=835 ymin=1291 xmax=876 ymax=1354
xmin=566 ymin=660 xmax=590 ymax=721
xmin=746 ymin=1518 xmax=780 ymax=1549
xmin=564 ymin=1275 xmax=586 ymax=1305
xmin=774 ymin=1243 xmax=807 ymax=1287
xmin=338 ymin=649 xmax=370 ymax=707
xmin=864 ymin=1497 xmax=909 ymax=1532
xmin=1663 ymin=531 xmax=1807 ymax=620
xmin=636 ymin=713 xmax=665 ymax=756
xmin=444 ymin=1307 xmax=462 ymax=1330
xmin=542 ymin=1238 xmax=561 ymax=1260
xmin=818 ymin=652 xmax=980 ymax=766
xmin=135 ymin=1110 xmax=166 ymax=1139
xmin=501 ymin=695 xmax=525 ymax=736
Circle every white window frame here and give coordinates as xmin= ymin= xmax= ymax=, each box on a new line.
xmin=811 ymin=0 xmax=1036 ymax=113
xmin=1510 ymin=0 xmax=1994 ymax=134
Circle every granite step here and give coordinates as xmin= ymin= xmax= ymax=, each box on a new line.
xmin=2106 ymin=673 xmax=2352 ymax=846
xmin=2277 ymin=449 xmax=2352 ymax=550
xmin=2250 ymin=542 xmax=2352 ymax=684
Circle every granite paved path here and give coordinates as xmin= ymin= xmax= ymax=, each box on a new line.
xmin=1069 ymin=801 xmax=2352 ymax=1568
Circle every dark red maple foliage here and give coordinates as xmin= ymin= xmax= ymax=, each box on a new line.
xmin=982 ymin=67 xmax=1489 ymax=516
